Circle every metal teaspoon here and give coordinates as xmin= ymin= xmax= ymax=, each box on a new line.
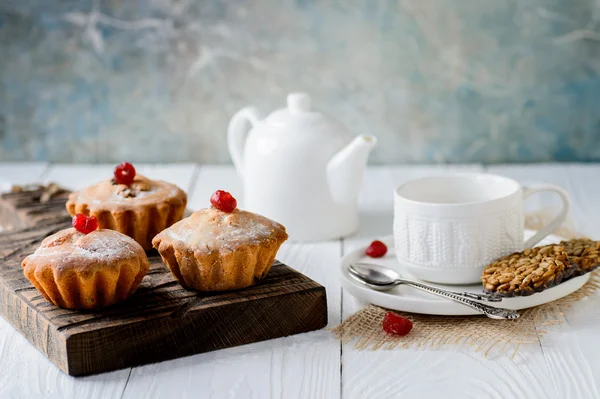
xmin=348 ymin=263 xmax=519 ymax=320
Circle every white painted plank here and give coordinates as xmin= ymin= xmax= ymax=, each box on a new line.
xmin=0 ymin=164 xmax=199 ymax=399
xmin=488 ymin=163 xmax=600 ymax=398
xmin=0 ymin=326 xmax=128 ymax=399
xmin=2 ymin=163 xmax=599 ymax=398
xmin=123 ymin=166 xmax=341 ymax=399
xmin=0 ymin=162 xmax=49 ymax=191
xmin=342 ymin=165 xmax=562 ymax=399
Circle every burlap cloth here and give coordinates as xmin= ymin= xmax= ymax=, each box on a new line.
xmin=333 ymin=210 xmax=600 ymax=358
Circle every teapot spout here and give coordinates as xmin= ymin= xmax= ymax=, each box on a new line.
xmin=327 ymin=135 xmax=377 ymax=204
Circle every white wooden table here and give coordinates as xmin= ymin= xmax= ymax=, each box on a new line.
xmin=1 ymin=163 xmax=599 ymax=399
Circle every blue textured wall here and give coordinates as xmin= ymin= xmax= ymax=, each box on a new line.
xmin=1 ymin=0 xmax=600 ymax=163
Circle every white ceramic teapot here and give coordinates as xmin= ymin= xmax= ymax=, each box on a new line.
xmin=227 ymin=92 xmax=377 ymax=241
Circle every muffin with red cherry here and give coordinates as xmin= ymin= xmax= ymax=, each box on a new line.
xmin=66 ymin=162 xmax=187 ymax=250
xmin=152 ymin=190 xmax=288 ymax=291
xmin=22 ymin=214 xmax=149 ymax=309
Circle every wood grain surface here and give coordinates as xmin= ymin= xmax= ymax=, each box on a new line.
xmin=2 ymin=163 xmax=600 ymax=399
xmin=0 ymin=187 xmax=327 ymax=376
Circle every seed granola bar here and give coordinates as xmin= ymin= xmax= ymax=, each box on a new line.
xmin=481 ymin=245 xmax=577 ymax=297
xmin=559 ymin=238 xmax=600 ymax=276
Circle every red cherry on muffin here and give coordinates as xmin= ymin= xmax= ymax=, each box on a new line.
xmin=210 ymin=190 xmax=237 ymax=213
xmin=382 ymin=311 xmax=412 ymax=336
xmin=72 ymin=213 xmax=98 ymax=234
xmin=366 ymin=240 xmax=387 ymax=258
xmin=114 ymin=162 xmax=136 ymax=185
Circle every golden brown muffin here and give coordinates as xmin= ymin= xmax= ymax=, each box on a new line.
xmin=152 ymin=207 xmax=288 ymax=292
xmin=66 ymin=175 xmax=187 ymax=250
xmin=22 ymin=228 xmax=150 ymax=309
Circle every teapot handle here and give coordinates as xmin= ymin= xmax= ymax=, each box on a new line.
xmin=227 ymin=107 xmax=261 ymax=179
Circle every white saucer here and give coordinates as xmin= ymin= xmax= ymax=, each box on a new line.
xmin=340 ymin=230 xmax=590 ymax=316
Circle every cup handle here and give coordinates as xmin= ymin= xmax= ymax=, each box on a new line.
xmin=522 ymin=184 xmax=571 ymax=248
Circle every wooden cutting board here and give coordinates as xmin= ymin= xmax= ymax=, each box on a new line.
xmin=0 ymin=187 xmax=328 ymax=376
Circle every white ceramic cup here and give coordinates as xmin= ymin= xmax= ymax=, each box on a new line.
xmin=393 ymin=173 xmax=570 ymax=285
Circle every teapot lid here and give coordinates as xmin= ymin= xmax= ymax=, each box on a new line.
xmin=264 ymin=93 xmax=349 ymax=135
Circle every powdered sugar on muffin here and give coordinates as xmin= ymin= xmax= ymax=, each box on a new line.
xmin=65 ymin=171 xmax=188 ymax=250
xmin=70 ymin=175 xmax=184 ymax=211
xmin=161 ymin=208 xmax=285 ymax=254
xmin=152 ymin=203 xmax=288 ymax=292
xmin=30 ymin=228 xmax=140 ymax=264
xmin=22 ymin=228 xmax=150 ymax=309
